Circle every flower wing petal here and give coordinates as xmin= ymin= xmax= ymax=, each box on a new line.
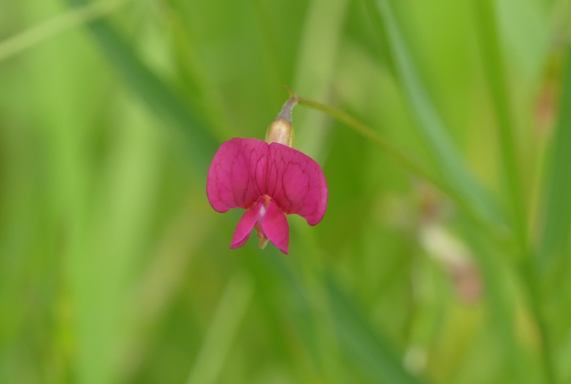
xmin=230 ymin=205 xmax=259 ymax=249
xmin=206 ymin=138 xmax=268 ymax=212
xmin=260 ymin=199 xmax=289 ymax=254
xmin=267 ymin=143 xmax=327 ymax=225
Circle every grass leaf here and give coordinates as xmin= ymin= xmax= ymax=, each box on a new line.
xmin=473 ymin=0 xmax=527 ymax=252
xmin=187 ymin=274 xmax=253 ymax=384
xmin=539 ymin=47 xmax=571 ymax=267
xmin=66 ymin=0 xmax=219 ymax=171
xmin=0 ymin=0 xmax=127 ymax=62
xmin=457 ymin=220 xmax=529 ymax=383
xmin=324 ymin=273 xmax=423 ymax=384
xmin=366 ymin=0 xmax=505 ymax=230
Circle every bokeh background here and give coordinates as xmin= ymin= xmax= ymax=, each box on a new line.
xmin=2 ymin=0 xmax=571 ymax=383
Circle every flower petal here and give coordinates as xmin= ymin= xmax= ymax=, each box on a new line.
xmin=260 ymin=199 xmax=289 ymax=254
xmin=206 ymin=138 xmax=268 ymax=212
xmin=230 ymin=205 xmax=259 ymax=249
xmin=266 ymin=143 xmax=328 ymax=225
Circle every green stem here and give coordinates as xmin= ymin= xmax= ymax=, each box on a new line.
xmin=298 ymin=97 xmax=506 ymax=245
xmin=298 ymin=98 xmax=444 ymax=190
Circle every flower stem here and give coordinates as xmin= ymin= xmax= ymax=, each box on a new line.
xmin=298 ymin=98 xmax=437 ymax=184
xmin=277 ymin=95 xmax=300 ymax=122
xmin=300 ymin=100 xmax=460 ymax=207
xmin=297 ymin=96 xmax=511 ymax=249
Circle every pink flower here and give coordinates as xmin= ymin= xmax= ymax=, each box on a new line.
xmin=206 ymin=99 xmax=327 ymax=254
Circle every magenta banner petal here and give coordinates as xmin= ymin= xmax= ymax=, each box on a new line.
xmin=206 ymin=138 xmax=268 ymax=212
xmin=260 ymin=199 xmax=289 ymax=254
xmin=266 ymin=143 xmax=328 ymax=225
xmin=230 ymin=205 xmax=259 ymax=249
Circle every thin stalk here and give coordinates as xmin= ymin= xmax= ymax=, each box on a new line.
xmin=298 ymin=98 xmax=445 ymax=192
xmin=298 ymin=97 xmax=505 ymax=245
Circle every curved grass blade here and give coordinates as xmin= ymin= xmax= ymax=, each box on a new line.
xmin=0 ymin=0 xmax=129 ymax=63
xmin=292 ymin=0 xmax=348 ymax=157
xmin=259 ymin=248 xmax=422 ymax=384
xmin=365 ymin=0 xmax=506 ymax=230
xmin=65 ymin=0 xmax=219 ymax=171
xmin=474 ymin=3 xmax=556 ymax=382
xmin=324 ymin=273 xmax=423 ymax=384
xmin=539 ymin=47 xmax=571 ymax=268
xmin=187 ymin=274 xmax=253 ymax=384
xmin=473 ymin=0 xmax=527 ymax=254
xmin=457 ymin=220 xmax=530 ymax=384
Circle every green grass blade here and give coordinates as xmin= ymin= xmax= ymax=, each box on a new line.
xmin=293 ymin=0 xmax=348 ymax=157
xmin=259 ymin=251 xmax=328 ymax=373
xmin=539 ymin=47 xmax=571 ymax=268
xmin=0 ymin=0 xmax=129 ymax=63
xmin=65 ymin=0 xmax=218 ymax=171
xmin=457 ymin=221 xmax=530 ymax=383
xmin=187 ymin=274 xmax=253 ymax=384
xmin=324 ymin=274 xmax=422 ymax=384
xmin=473 ymin=0 xmax=527 ymax=252
xmin=474 ymin=3 xmax=556 ymax=382
xmin=366 ymin=0 xmax=505 ymax=229
xmin=260 ymin=249 xmax=421 ymax=383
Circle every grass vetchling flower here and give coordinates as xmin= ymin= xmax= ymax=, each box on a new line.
xmin=206 ymin=96 xmax=328 ymax=254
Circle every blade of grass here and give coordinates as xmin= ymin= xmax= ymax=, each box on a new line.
xmin=0 ymin=0 xmax=130 ymax=63
xmin=539 ymin=46 xmax=571 ymax=268
xmin=365 ymin=0 xmax=505 ymax=231
xmin=292 ymin=219 xmax=420 ymax=383
xmin=73 ymin=101 xmax=161 ymax=384
xmin=360 ymin=1 xmax=543 ymax=382
xmin=293 ymin=222 xmax=351 ymax=384
xmin=292 ymin=0 xmax=348 ymax=157
xmin=166 ymin=0 xmax=230 ymax=139
xmin=324 ymin=273 xmax=422 ymax=384
xmin=456 ymin=219 xmax=530 ymax=383
xmin=251 ymin=0 xmax=287 ymax=102
xmin=259 ymin=247 xmax=422 ymax=383
xmin=24 ymin=7 xmax=99 ymax=380
xmin=474 ymin=2 xmax=556 ymax=382
xmin=56 ymin=1 xmax=218 ymax=382
xmin=259 ymin=251 xmax=328 ymax=376
xmin=122 ymin=198 xmax=214 ymax=378
xmin=537 ymin=45 xmax=571 ymax=384
xmin=65 ymin=0 xmax=219 ymax=171
xmin=473 ymin=0 xmax=527 ymax=257
xmin=186 ymin=274 xmax=253 ymax=384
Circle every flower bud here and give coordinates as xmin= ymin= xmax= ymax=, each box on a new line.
xmin=265 ymin=118 xmax=294 ymax=146
xmin=265 ymin=96 xmax=299 ymax=147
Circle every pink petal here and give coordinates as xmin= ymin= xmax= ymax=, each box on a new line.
xmin=260 ymin=199 xmax=289 ymax=254
xmin=266 ymin=143 xmax=328 ymax=225
xmin=230 ymin=205 xmax=259 ymax=249
xmin=206 ymin=138 xmax=268 ymax=212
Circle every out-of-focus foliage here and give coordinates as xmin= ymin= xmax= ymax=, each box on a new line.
xmin=1 ymin=0 xmax=570 ymax=383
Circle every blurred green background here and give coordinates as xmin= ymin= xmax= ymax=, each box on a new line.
xmin=2 ymin=0 xmax=571 ymax=383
